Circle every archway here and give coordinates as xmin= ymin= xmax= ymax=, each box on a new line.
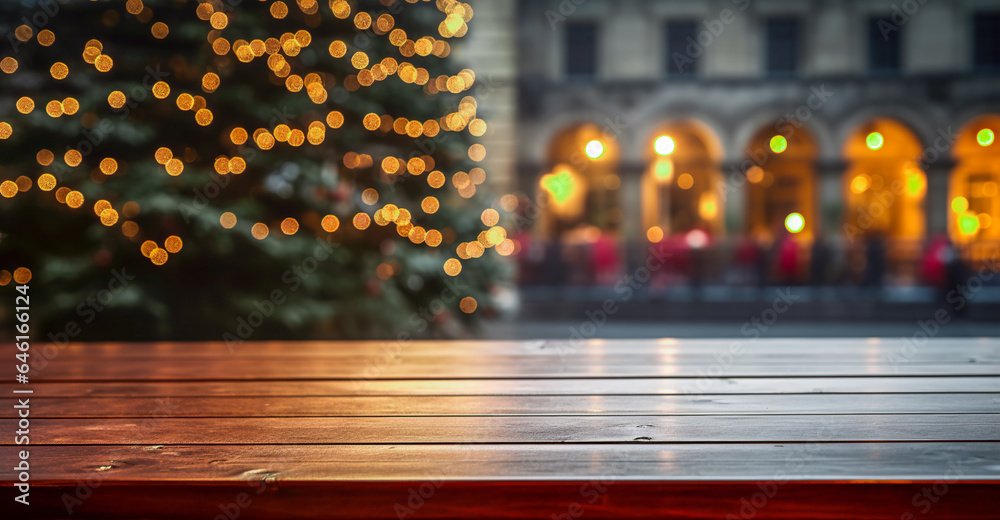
xmin=744 ymin=124 xmax=818 ymax=243
xmin=538 ymin=123 xmax=621 ymax=237
xmin=641 ymin=120 xmax=723 ymax=242
xmin=842 ymin=118 xmax=926 ymax=282
xmin=951 ymin=115 xmax=1000 ymax=264
xmin=533 ymin=123 xmax=622 ymax=284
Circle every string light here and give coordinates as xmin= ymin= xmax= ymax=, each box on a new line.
xmin=0 ymin=0 xmax=491 ymax=309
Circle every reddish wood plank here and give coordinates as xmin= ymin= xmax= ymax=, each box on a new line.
xmin=6 ymin=414 xmax=999 ymax=445
xmin=4 ymin=393 xmax=999 ymax=418
xmin=5 ymin=376 xmax=1000 ymax=397
xmin=24 ymin=358 xmax=1000 ymax=380
xmin=6 ymin=443 xmax=999 ymax=481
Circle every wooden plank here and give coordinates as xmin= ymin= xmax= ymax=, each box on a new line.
xmin=26 ymin=359 xmax=1000 ymax=380
xmin=8 ymin=414 xmax=1000 ymax=445
xmin=29 ymin=351 xmax=1000 ymax=364
xmin=6 ymin=442 xmax=999 ymax=481
xmin=6 ymin=377 xmax=1000 ymax=397
xmin=6 ymin=393 xmax=1000 ymax=418
xmin=14 ymin=338 xmax=1000 ymax=357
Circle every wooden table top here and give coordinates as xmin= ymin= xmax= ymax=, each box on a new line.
xmin=3 ymin=338 xmax=999 ymax=519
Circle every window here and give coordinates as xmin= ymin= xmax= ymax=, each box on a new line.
xmin=973 ymin=11 xmax=1000 ymax=71
xmin=765 ymin=18 xmax=800 ymax=76
xmin=665 ymin=20 xmax=699 ymax=77
xmin=565 ymin=22 xmax=597 ymax=79
xmin=868 ymin=16 xmax=901 ymax=73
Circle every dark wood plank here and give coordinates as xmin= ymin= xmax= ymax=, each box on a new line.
xmin=7 ymin=414 xmax=1000 ymax=445
xmin=6 ymin=393 xmax=1000 ymax=418
xmin=7 ymin=442 xmax=999 ymax=481
xmin=6 ymin=377 xmax=1000 ymax=397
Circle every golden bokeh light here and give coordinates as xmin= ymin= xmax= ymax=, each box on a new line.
xmin=155 ymin=147 xmax=173 ymax=164
xmin=0 ymin=181 xmax=17 ymax=198
xmin=94 ymin=54 xmax=113 ymax=72
xmin=165 ymin=235 xmax=183 ymax=253
xmin=50 ymin=62 xmax=68 ymax=80
xmin=1 ymin=57 xmax=17 ymax=74
xmin=16 ymin=96 xmax=34 ymax=114
xmin=37 ymin=174 xmax=57 ymax=191
xmin=647 ymin=226 xmax=664 ymax=243
xmin=459 ymin=296 xmax=477 ymax=313
xmin=100 ymin=158 xmax=118 ymax=175
xmin=150 ymin=248 xmax=169 ymax=266
xmin=443 ymin=258 xmax=462 ymax=276
xmin=66 ymin=190 xmax=84 ymax=208
xmin=220 ymin=212 xmax=237 ymax=229
xmin=165 ymin=158 xmax=184 ymax=176
xmin=14 ymin=176 xmax=31 ymax=192
xmin=62 ymin=97 xmax=79 ymax=115
xmin=321 ymin=215 xmax=340 ymax=232
xmin=152 ymin=22 xmax=169 ymax=39
xmin=468 ymin=143 xmax=486 ymax=162
xmin=152 ymin=81 xmax=171 ymax=99
xmin=140 ymin=240 xmax=157 ymax=257
xmin=12 ymin=267 xmax=32 ymax=285
xmin=251 ymin=223 xmax=269 ymax=240
xmin=353 ymin=212 xmax=371 ymax=230
xmin=108 ymin=90 xmax=127 ymax=109
xmin=0 ymin=56 xmax=20 ymax=75
xmin=280 ymin=218 xmax=299 ymax=235
xmin=122 ymin=220 xmax=139 ymax=237
xmin=100 ymin=208 xmax=120 ymax=226
xmin=481 ymin=208 xmax=499 ymax=226
xmin=94 ymin=199 xmax=112 ymax=216
xmin=421 ymin=196 xmax=440 ymax=214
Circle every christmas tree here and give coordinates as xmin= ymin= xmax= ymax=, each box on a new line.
xmin=0 ymin=0 xmax=510 ymax=341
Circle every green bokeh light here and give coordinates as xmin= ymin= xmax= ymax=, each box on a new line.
xmin=542 ymin=171 xmax=574 ymax=203
xmin=977 ymin=128 xmax=995 ymax=147
xmin=769 ymin=135 xmax=787 ymax=154
xmin=866 ymin=132 xmax=884 ymax=150
xmin=958 ymin=213 xmax=980 ymax=235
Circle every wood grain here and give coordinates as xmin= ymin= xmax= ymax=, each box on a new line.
xmin=6 ymin=393 xmax=998 ymax=418
xmin=1 ymin=338 xmax=997 ymax=519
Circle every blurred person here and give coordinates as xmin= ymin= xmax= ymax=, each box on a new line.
xmin=809 ymin=237 xmax=829 ymax=286
xmin=863 ymin=233 xmax=887 ymax=289
xmin=735 ymin=235 xmax=762 ymax=286
xmin=591 ymin=228 xmax=621 ymax=286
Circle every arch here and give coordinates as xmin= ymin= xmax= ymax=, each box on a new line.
xmin=640 ymin=120 xmax=725 ymax=240
xmin=524 ymin=109 xmax=622 ymax=166
xmin=629 ymin=104 xmax=728 ymax=162
xmin=743 ymin=122 xmax=819 ymax=243
xmin=734 ymin=107 xmax=836 ymax=163
xmin=949 ymin=115 xmax=1000 ymax=258
xmin=841 ymin=118 xmax=928 ymax=283
xmin=834 ymin=103 xmax=935 ymax=157
xmin=535 ymin=122 xmax=622 ymax=241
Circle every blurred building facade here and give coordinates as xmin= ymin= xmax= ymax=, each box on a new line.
xmin=506 ymin=0 xmax=1000 ymax=293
